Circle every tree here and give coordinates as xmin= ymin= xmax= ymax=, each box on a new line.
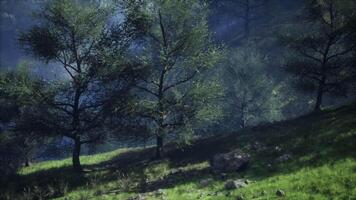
xmin=282 ymin=0 xmax=356 ymax=111
xmin=222 ymin=46 xmax=284 ymax=129
xmin=0 ymin=63 xmax=48 ymax=173
xmin=126 ymin=0 xmax=223 ymax=158
xmin=19 ymin=0 xmax=140 ymax=171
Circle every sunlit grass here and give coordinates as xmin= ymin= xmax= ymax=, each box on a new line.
xmin=19 ymin=148 xmax=129 ymax=175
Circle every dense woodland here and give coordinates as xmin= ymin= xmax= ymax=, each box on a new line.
xmin=0 ymin=0 xmax=356 ymax=199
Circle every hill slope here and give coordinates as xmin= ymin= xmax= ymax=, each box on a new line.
xmin=2 ymin=103 xmax=356 ymax=200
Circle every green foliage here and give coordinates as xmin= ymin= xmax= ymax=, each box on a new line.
xmin=189 ymin=80 xmax=224 ymax=124
xmin=221 ymin=45 xmax=286 ymax=129
xmin=0 ymin=62 xmax=50 ymax=175
xmin=18 ymin=0 xmax=142 ymax=170
xmin=127 ymin=0 xmax=225 ymax=146
xmin=20 ymin=0 xmax=111 ymax=62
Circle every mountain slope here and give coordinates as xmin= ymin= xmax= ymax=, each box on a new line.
xmin=2 ymin=102 xmax=356 ymax=200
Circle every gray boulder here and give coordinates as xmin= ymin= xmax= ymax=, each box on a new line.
xmin=224 ymin=179 xmax=247 ymax=190
xmin=210 ymin=149 xmax=250 ymax=172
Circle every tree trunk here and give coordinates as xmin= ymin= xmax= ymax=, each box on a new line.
xmin=314 ymin=80 xmax=324 ymax=112
xmin=244 ymin=17 xmax=250 ymax=39
xmin=314 ymin=76 xmax=325 ymax=112
xmin=155 ymin=135 xmax=163 ymax=159
xmin=243 ymin=0 xmax=250 ymax=39
xmin=72 ymin=138 xmax=82 ymax=172
xmin=240 ymin=118 xmax=246 ymax=129
xmin=24 ymin=157 xmax=31 ymax=167
xmin=240 ymin=103 xmax=246 ymax=129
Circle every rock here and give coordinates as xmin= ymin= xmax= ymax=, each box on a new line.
xmin=210 ymin=149 xmax=250 ymax=172
xmin=154 ymin=189 xmax=165 ymax=197
xmin=199 ymin=178 xmax=213 ymax=187
xmin=275 ymin=154 xmax=292 ymax=163
xmin=169 ymin=168 xmax=182 ymax=175
xmin=225 ymin=192 xmax=231 ymax=197
xmin=236 ymin=194 xmax=245 ymax=200
xmin=220 ymin=173 xmax=228 ymax=180
xmin=251 ymin=142 xmax=266 ymax=151
xmin=274 ymin=146 xmax=282 ymax=152
xmin=224 ymin=179 xmax=247 ymax=190
xmin=169 ymin=169 xmax=179 ymax=174
xmin=276 ymin=189 xmax=285 ymax=197
xmin=198 ymin=192 xmax=206 ymax=198
xmin=212 ymin=191 xmax=219 ymax=196
xmin=261 ymin=190 xmax=267 ymax=195
xmin=127 ymin=194 xmax=146 ymax=200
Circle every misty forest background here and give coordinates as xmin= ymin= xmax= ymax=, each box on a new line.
xmin=0 ymin=0 xmax=356 ymax=175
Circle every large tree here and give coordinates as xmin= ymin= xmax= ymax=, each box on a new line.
xmin=282 ymin=0 xmax=356 ymax=111
xmin=126 ymin=0 xmax=223 ymax=158
xmin=19 ymin=0 xmax=140 ymax=171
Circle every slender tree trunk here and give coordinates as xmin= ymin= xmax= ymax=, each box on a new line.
xmin=243 ymin=16 xmax=250 ymax=39
xmin=72 ymin=138 xmax=82 ymax=172
xmin=243 ymin=0 xmax=250 ymax=39
xmin=240 ymin=118 xmax=246 ymax=129
xmin=240 ymin=102 xmax=246 ymax=129
xmin=24 ymin=157 xmax=31 ymax=167
xmin=155 ymin=135 xmax=163 ymax=159
xmin=314 ymin=79 xmax=325 ymax=112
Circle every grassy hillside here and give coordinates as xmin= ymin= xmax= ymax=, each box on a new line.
xmin=1 ymin=103 xmax=356 ymax=200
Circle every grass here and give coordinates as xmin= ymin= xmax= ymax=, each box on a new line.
xmin=19 ymin=148 xmax=129 ymax=175
xmin=1 ymin=102 xmax=356 ymax=200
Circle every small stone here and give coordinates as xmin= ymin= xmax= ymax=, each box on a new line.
xmin=244 ymin=179 xmax=251 ymax=184
xmin=199 ymin=178 xmax=213 ymax=187
xmin=236 ymin=194 xmax=245 ymax=200
xmin=154 ymin=189 xmax=165 ymax=197
xmin=275 ymin=146 xmax=282 ymax=152
xmin=276 ymin=189 xmax=285 ymax=197
xmin=127 ymin=194 xmax=146 ymax=200
xmin=170 ymin=169 xmax=179 ymax=174
xmin=198 ymin=192 xmax=206 ymax=199
xmin=220 ymin=173 xmax=228 ymax=180
xmin=275 ymin=154 xmax=293 ymax=163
